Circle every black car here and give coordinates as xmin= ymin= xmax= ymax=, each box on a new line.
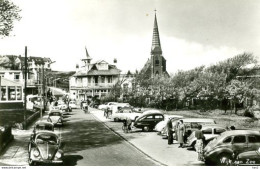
xmin=133 ymin=112 xmax=164 ymax=132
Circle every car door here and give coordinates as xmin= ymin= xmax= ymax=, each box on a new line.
xmin=142 ymin=115 xmax=155 ymax=128
xmin=154 ymin=114 xmax=164 ymax=127
xmin=247 ymin=135 xmax=260 ymax=151
xmin=232 ymin=135 xmax=248 ymax=154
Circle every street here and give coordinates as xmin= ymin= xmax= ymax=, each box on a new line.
xmin=0 ymin=107 xmax=205 ymax=166
xmin=0 ymin=108 xmax=158 ymax=166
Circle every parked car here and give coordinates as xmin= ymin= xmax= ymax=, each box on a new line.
xmin=235 ymin=147 xmax=260 ymax=166
xmin=31 ymin=121 xmax=54 ymax=141
xmin=203 ymin=130 xmax=260 ymax=165
xmin=142 ymin=109 xmax=161 ymax=115
xmin=161 ymin=118 xmax=216 ymax=139
xmin=57 ymin=101 xmax=69 ymax=112
xmin=110 ymin=103 xmax=131 ymax=115
xmin=111 ymin=107 xmax=142 ymax=122
xmin=69 ymin=101 xmax=77 ymax=109
xmin=133 ymin=112 xmax=164 ymax=132
xmin=28 ymin=131 xmax=63 ymax=165
xmin=154 ymin=115 xmax=183 ymax=133
xmin=98 ymin=102 xmax=118 ymax=110
xmin=48 ymin=110 xmax=63 ymax=126
xmin=186 ymin=124 xmax=227 ymax=149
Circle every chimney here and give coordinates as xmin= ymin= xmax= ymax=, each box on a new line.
xmin=113 ymin=58 xmax=117 ymax=67
xmin=76 ymin=64 xmax=79 ymax=72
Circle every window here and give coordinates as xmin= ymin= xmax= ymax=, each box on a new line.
xmin=14 ymin=74 xmax=20 ymax=80
xmin=154 ymin=115 xmax=163 ymax=119
xmin=16 ymin=87 xmax=22 ymax=100
xmin=202 ymin=128 xmax=212 ymax=134
xmin=145 ymin=116 xmax=154 ymax=119
xmin=88 ymin=77 xmax=91 ymax=83
xmin=233 ymin=136 xmax=246 ymax=143
xmin=101 ymin=76 xmax=105 ymax=83
xmin=223 ymin=137 xmax=232 ymax=143
xmin=8 ymin=86 xmax=16 ymax=100
xmin=248 ymin=135 xmax=260 ymax=143
xmin=108 ymin=76 xmax=112 ymax=83
xmin=155 ymin=59 xmax=159 ymax=65
xmin=1 ymin=86 xmax=7 ymax=101
xmin=215 ymin=128 xmax=226 ymax=135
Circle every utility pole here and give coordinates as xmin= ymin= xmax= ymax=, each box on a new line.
xmin=42 ymin=64 xmax=46 ymax=116
xmin=23 ymin=46 xmax=28 ymax=130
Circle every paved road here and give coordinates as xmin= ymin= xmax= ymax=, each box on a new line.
xmin=0 ymin=108 xmax=158 ymax=166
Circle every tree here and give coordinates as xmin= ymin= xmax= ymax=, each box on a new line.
xmin=0 ymin=0 xmax=21 ymax=37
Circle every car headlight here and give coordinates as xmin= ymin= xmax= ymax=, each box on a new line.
xmin=33 ymin=149 xmax=40 ymax=157
xmin=55 ymin=151 xmax=62 ymax=158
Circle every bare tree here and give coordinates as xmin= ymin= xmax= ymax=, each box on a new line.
xmin=0 ymin=0 xmax=21 ymax=37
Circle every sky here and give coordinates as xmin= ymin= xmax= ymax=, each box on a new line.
xmin=0 ymin=0 xmax=260 ymax=74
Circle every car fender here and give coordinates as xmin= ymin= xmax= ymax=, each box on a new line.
xmin=208 ymin=147 xmax=233 ymax=158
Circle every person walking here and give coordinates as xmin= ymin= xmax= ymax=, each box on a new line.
xmin=178 ymin=120 xmax=186 ymax=148
xmin=174 ymin=121 xmax=179 ymax=142
xmin=167 ymin=118 xmax=173 ymax=145
xmin=195 ymin=124 xmax=205 ymax=161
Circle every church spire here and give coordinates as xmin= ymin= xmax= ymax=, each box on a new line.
xmin=151 ymin=10 xmax=162 ymax=54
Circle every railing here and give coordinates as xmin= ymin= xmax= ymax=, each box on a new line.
xmin=71 ymin=83 xmax=114 ymax=88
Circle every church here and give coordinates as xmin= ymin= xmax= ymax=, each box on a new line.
xmin=140 ymin=12 xmax=169 ymax=78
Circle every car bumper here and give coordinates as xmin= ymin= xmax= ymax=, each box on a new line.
xmin=32 ymin=159 xmax=63 ymax=164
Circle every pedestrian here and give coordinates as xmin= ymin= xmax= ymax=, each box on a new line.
xmin=178 ymin=120 xmax=186 ymax=148
xmin=167 ymin=118 xmax=173 ymax=145
xmin=195 ymin=124 xmax=205 ymax=161
xmin=126 ymin=117 xmax=132 ymax=132
xmin=174 ymin=121 xmax=179 ymax=142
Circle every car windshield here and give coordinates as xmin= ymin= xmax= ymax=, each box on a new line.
xmin=49 ymin=112 xmax=61 ymax=116
xmin=35 ymin=124 xmax=53 ymax=131
xmin=36 ymin=134 xmax=58 ymax=145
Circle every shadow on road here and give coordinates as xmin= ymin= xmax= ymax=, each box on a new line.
xmin=62 ymin=155 xmax=83 ymax=166
xmin=62 ymin=114 xmax=124 ymax=153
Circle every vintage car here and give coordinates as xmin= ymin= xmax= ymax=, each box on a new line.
xmin=186 ymin=124 xmax=226 ymax=149
xmin=30 ymin=121 xmax=54 ymax=141
xmin=161 ymin=118 xmax=216 ymax=139
xmin=203 ymin=130 xmax=260 ymax=165
xmin=133 ymin=112 xmax=164 ymax=132
xmin=235 ymin=147 xmax=260 ymax=166
xmin=69 ymin=101 xmax=77 ymax=109
xmin=28 ymin=131 xmax=63 ymax=165
xmin=142 ymin=109 xmax=161 ymax=115
xmin=48 ymin=110 xmax=63 ymax=126
xmin=154 ymin=115 xmax=183 ymax=133
xmin=57 ymin=101 xmax=70 ymax=112
xmin=98 ymin=102 xmax=118 ymax=110
xmin=111 ymin=107 xmax=142 ymax=122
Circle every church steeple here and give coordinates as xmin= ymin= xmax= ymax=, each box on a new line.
xmin=151 ymin=10 xmax=162 ymax=54
xmin=81 ymin=46 xmax=92 ymax=71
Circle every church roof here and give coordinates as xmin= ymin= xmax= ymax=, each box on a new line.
xmin=151 ymin=13 xmax=162 ymax=54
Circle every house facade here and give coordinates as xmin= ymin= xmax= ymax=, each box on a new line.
xmin=69 ymin=48 xmax=121 ymax=101
xmin=0 ymin=55 xmax=54 ymax=95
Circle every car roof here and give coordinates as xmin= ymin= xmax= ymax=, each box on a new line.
xmin=180 ymin=118 xmax=215 ymax=123
xmin=140 ymin=112 xmax=164 ymax=117
xmin=220 ymin=130 xmax=260 ymax=138
xmin=201 ymin=124 xmax=226 ymax=129
xmin=35 ymin=121 xmax=53 ymax=126
xmin=35 ymin=130 xmax=58 ymax=136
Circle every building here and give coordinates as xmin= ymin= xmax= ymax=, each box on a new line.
xmin=0 ymin=77 xmax=24 ymax=109
xmin=140 ymin=12 xmax=169 ymax=78
xmin=0 ymin=55 xmax=54 ymax=95
xmin=69 ymin=48 xmax=121 ymax=101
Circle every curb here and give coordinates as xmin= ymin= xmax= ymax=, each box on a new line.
xmin=90 ymin=112 xmax=167 ymax=166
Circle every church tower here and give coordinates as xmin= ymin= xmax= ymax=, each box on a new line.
xmin=150 ymin=11 xmax=167 ymax=78
xmin=81 ymin=46 xmax=92 ymax=71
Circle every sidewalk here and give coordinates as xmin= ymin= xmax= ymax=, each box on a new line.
xmin=90 ymin=108 xmax=205 ymax=166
